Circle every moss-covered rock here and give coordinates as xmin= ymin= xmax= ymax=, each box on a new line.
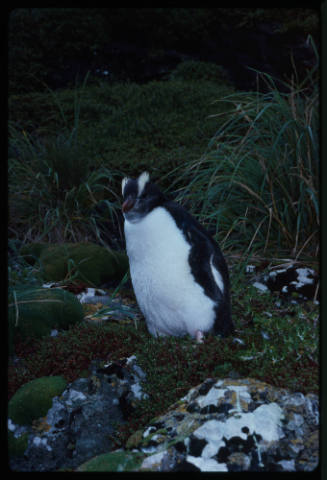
xmin=8 ymin=287 xmax=84 ymax=353
xmin=8 ymin=376 xmax=67 ymax=426
xmin=8 ymin=431 xmax=29 ymax=457
xmin=21 ymin=242 xmax=129 ymax=286
xmin=77 ymin=451 xmax=144 ymax=472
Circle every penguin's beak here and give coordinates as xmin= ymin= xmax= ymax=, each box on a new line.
xmin=122 ymin=196 xmax=135 ymax=213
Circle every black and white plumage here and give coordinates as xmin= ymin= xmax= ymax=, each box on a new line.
xmin=122 ymin=172 xmax=233 ymax=341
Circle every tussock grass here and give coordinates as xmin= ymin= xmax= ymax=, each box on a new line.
xmin=170 ymin=65 xmax=319 ymax=260
xmin=8 ymin=125 xmax=121 ymax=245
xmin=8 ymin=75 xmax=123 ymax=246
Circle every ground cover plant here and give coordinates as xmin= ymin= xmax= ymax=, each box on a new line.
xmin=8 ymin=268 xmax=319 ymax=446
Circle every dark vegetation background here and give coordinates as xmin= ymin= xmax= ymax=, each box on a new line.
xmin=7 ymin=8 xmax=320 ymax=446
xmin=8 ymin=7 xmax=319 ymax=258
xmin=8 ymin=8 xmax=319 ymax=93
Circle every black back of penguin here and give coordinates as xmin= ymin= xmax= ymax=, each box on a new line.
xmin=122 ymin=172 xmax=234 ymax=338
xmin=163 ymin=201 xmax=233 ymax=337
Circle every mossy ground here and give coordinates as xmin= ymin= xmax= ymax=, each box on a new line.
xmin=8 ymin=263 xmax=319 ymax=446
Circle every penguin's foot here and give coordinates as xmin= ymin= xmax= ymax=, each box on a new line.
xmin=195 ymin=330 xmax=204 ymax=343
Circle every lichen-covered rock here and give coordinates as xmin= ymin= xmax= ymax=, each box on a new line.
xmin=37 ymin=242 xmax=128 ymax=286
xmin=8 ymin=357 xmax=148 ymax=472
xmin=77 ymin=451 xmax=144 ymax=472
xmin=8 ymin=376 xmax=67 ymax=426
xmin=249 ymin=264 xmax=319 ymax=301
xmin=8 ymin=287 xmax=84 ymax=352
xmin=9 ymin=367 xmax=318 ymax=472
xmin=128 ymin=378 xmax=319 ymax=472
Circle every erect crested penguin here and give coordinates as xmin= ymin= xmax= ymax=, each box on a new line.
xmin=121 ymin=172 xmax=233 ymax=342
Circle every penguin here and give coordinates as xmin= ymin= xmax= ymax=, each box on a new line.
xmin=121 ymin=171 xmax=233 ymax=342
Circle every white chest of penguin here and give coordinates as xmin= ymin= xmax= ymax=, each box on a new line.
xmin=124 ymin=206 xmax=216 ymax=338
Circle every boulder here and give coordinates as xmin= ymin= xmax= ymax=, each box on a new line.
xmin=21 ymin=242 xmax=129 ymax=287
xmin=128 ymin=378 xmax=319 ymax=472
xmin=8 ymin=287 xmax=84 ymax=352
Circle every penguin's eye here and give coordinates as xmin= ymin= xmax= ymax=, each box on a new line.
xmin=139 ymin=191 xmax=148 ymax=200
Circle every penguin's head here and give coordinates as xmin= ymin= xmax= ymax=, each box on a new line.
xmin=121 ymin=172 xmax=165 ymax=223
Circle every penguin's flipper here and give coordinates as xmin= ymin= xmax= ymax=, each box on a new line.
xmin=184 ymin=221 xmax=227 ymax=301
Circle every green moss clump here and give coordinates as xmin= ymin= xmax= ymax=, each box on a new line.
xmin=8 ymin=287 xmax=84 ymax=353
xmin=8 ymin=431 xmax=29 ymax=457
xmin=37 ymin=242 xmax=129 ymax=286
xmin=8 ymin=376 xmax=67 ymax=426
xmin=20 ymin=243 xmax=48 ymax=266
xmin=77 ymin=451 xmax=144 ymax=472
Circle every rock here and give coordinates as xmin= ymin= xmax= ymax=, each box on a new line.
xmin=126 ymin=378 xmax=318 ymax=472
xmin=251 ymin=264 xmax=319 ymax=301
xmin=8 ymin=287 xmax=84 ymax=353
xmin=77 ymin=287 xmax=140 ymax=324
xmin=8 ymin=357 xmax=148 ymax=472
xmin=265 ymin=266 xmax=319 ymax=300
xmin=9 ymin=369 xmax=318 ymax=472
xmin=21 ymin=242 xmax=129 ymax=287
xmin=8 ymin=376 xmax=67 ymax=426
xmin=140 ymin=450 xmax=170 ymax=471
